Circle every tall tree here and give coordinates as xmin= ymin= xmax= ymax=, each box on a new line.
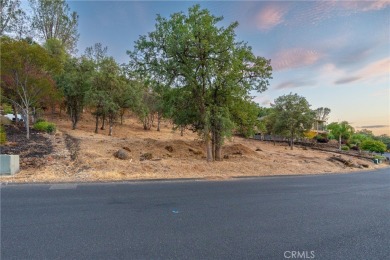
xmin=269 ymin=93 xmax=315 ymax=150
xmin=0 ymin=0 xmax=26 ymax=36
xmin=86 ymin=45 xmax=123 ymax=136
xmin=0 ymin=37 xmax=61 ymax=139
xmin=314 ymin=107 xmax=331 ymax=121
xmin=57 ymin=56 xmax=94 ymax=129
xmin=327 ymin=121 xmax=355 ymax=150
xmin=128 ymin=5 xmax=272 ymax=161
xmin=29 ymin=0 xmax=79 ymax=52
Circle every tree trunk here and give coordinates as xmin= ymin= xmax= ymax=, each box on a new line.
xmin=211 ymin=129 xmax=216 ymax=161
xmin=180 ymin=126 xmax=184 ymax=136
xmin=101 ymin=114 xmax=106 ymax=130
xmin=120 ymin=110 xmax=124 ymax=125
xmin=157 ymin=112 xmax=161 ymax=131
xmin=12 ymin=105 xmax=18 ymax=125
xmin=25 ymin=108 xmax=30 ymax=140
xmin=339 ymin=134 xmax=341 ymax=150
xmin=95 ymin=114 xmax=99 ymax=133
xmin=215 ymin=129 xmax=222 ymax=161
xmin=206 ymin=135 xmax=213 ymax=162
xmin=108 ymin=115 xmax=114 ymax=136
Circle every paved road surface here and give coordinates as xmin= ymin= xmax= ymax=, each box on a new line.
xmin=1 ymin=168 xmax=389 ymax=259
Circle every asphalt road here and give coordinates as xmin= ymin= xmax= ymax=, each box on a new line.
xmin=1 ymin=168 xmax=389 ymax=259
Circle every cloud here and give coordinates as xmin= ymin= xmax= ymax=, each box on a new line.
xmin=336 ymin=46 xmax=373 ymax=66
xmin=333 ymin=58 xmax=389 ymax=85
xmin=334 ymin=76 xmax=361 ymax=85
xmin=357 ymin=125 xmax=389 ymax=129
xmin=357 ymin=58 xmax=390 ymax=79
xmin=284 ymin=1 xmax=389 ymax=28
xmin=271 ymin=48 xmax=323 ymax=71
xmin=274 ymin=80 xmax=315 ymax=90
xmin=255 ymin=4 xmax=288 ymax=31
xmin=340 ymin=0 xmax=390 ymax=12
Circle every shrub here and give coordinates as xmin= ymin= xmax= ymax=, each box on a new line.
xmin=373 ymin=155 xmax=386 ymax=160
xmin=0 ymin=126 xmax=6 ymax=144
xmin=35 ymin=118 xmax=46 ymax=123
xmin=3 ymin=103 xmax=13 ymax=114
xmin=316 ymin=133 xmax=329 ymax=143
xmin=361 ymin=139 xmax=387 ymax=154
xmin=341 ymin=145 xmax=350 ymax=151
xmin=33 ymin=121 xmax=56 ymax=134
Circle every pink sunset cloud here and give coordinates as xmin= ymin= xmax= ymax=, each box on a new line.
xmin=339 ymin=0 xmax=390 ymax=12
xmin=255 ymin=5 xmax=288 ymax=31
xmin=271 ymin=48 xmax=323 ymax=71
xmin=334 ymin=58 xmax=390 ymax=85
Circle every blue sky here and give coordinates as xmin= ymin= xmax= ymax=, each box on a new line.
xmin=66 ymin=1 xmax=390 ymax=135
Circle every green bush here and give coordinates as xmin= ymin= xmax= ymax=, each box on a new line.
xmin=373 ymin=155 xmax=386 ymax=160
xmin=3 ymin=103 xmax=13 ymax=114
xmin=35 ymin=118 xmax=46 ymax=123
xmin=0 ymin=126 xmax=6 ymax=144
xmin=361 ymin=139 xmax=386 ymax=154
xmin=341 ymin=145 xmax=350 ymax=151
xmin=33 ymin=121 xmax=56 ymax=134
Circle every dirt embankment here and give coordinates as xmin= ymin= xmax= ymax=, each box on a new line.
xmin=1 ymin=113 xmax=388 ymax=183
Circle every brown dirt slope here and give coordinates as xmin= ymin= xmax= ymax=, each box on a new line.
xmin=1 ymin=113 xmax=388 ymax=183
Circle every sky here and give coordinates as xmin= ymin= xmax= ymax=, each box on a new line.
xmin=50 ymin=1 xmax=390 ymax=135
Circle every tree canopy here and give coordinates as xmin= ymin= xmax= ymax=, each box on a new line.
xmin=128 ymin=5 xmax=272 ymax=161
xmin=327 ymin=121 xmax=354 ymax=150
xmin=29 ymin=0 xmax=79 ymax=52
xmin=268 ymin=93 xmax=315 ymax=150
xmin=0 ymin=36 xmax=61 ymax=139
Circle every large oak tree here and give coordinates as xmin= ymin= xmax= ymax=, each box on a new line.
xmin=128 ymin=5 xmax=272 ymax=161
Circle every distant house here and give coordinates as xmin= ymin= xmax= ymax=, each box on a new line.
xmin=312 ymin=119 xmax=327 ymax=134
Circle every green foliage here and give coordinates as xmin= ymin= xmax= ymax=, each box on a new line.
xmin=0 ymin=36 xmax=62 ymax=139
xmin=57 ymin=56 xmax=94 ymax=129
xmin=0 ymin=126 xmax=6 ymax=144
xmin=33 ymin=121 xmax=56 ymax=134
xmin=373 ymin=155 xmax=386 ymax=160
xmin=35 ymin=118 xmax=46 ymax=123
xmin=361 ymin=139 xmax=387 ymax=154
xmin=29 ymin=0 xmax=79 ymax=52
xmin=316 ymin=133 xmax=329 ymax=143
xmin=268 ymin=93 xmax=315 ymax=149
xmin=348 ymin=133 xmax=371 ymax=149
xmin=341 ymin=145 xmax=350 ymax=151
xmin=327 ymin=121 xmax=354 ymax=150
xmin=128 ymin=5 xmax=272 ymax=160
xmin=0 ymin=0 xmax=26 ymax=36
xmin=2 ymin=103 xmax=13 ymax=114
xmin=230 ymin=100 xmax=262 ymax=138
xmin=374 ymin=134 xmax=390 ymax=150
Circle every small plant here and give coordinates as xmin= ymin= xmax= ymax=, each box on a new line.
xmin=35 ymin=118 xmax=46 ymax=123
xmin=373 ymin=155 xmax=386 ymax=160
xmin=0 ymin=126 xmax=6 ymax=144
xmin=33 ymin=121 xmax=56 ymax=134
xmin=3 ymin=103 xmax=13 ymax=114
xmin=341 ymin=145 xmax=350 ymax=151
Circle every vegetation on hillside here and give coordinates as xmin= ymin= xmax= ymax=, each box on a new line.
xmin=1 ymin=1 xmax=388 ymax=160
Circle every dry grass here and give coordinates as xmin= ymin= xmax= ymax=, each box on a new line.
xmin=1 ymin=112 xmax=388 ymax=183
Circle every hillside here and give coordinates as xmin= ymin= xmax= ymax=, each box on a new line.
xmin=0 ymin=113 xmax=388 ymax=183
